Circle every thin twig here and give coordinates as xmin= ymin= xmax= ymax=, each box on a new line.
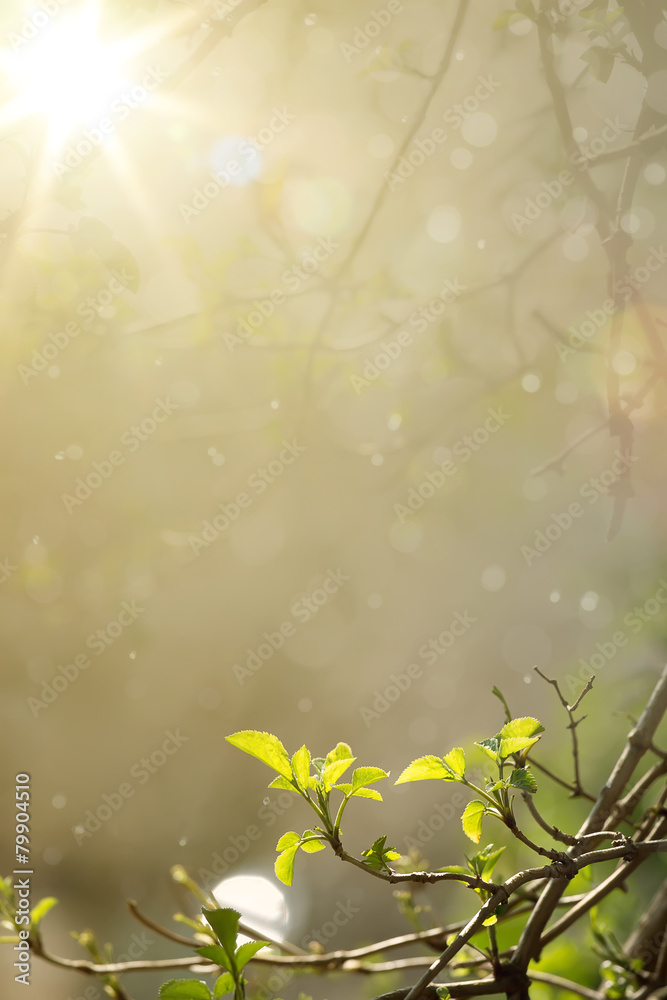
xmin=533 ymin=665 xmax=592 ymax=797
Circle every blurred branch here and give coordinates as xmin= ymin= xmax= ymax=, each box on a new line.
xmin=533 ymin=665 xmax=593 ymax=798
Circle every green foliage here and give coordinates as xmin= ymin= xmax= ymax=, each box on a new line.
xmin=226 ymin=731 xmax=388 ymax=885
xmin=361 ymin=835 xmax=402 ymax=873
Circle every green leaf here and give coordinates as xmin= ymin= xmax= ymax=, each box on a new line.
xmin=196 ymin=945 xmax=233 ymax=973
xmin=499 ymin=736 xmax=541 ymax=759
xmin=159 ymin=981 xmax=212 ymax=999
xmin=268 ymin=776 xmax=296 ymax=792
xmin=351 ymin=766 xmax=388 ymax=789
xmin=499 ymin=718 xmax=544 ymax=759
xmin=321 ymin=756 xmax=356 ymax=787
xmin=508 ymin=767 xmax=538 ymax=794
xmin=395 ymin=755 xmax=454 ymax=784
xmin=213 ymin=973 xmax=235 ymax=998
xmin=436 ymin=988 xmax=451 ymax=999
xmin=291 ymin=746 xmax=311 ymax=789
xmin=500 ymin=717 xmax=545 ymax=740
xmin=361 ymin=835 xmax=401 ymax=870
xmin=475 ymin=845 xmax=506 ymax=880
xmin=299 ymin=831 xmax=326 ymax=854
xmin=276 ymin=831 xmax=301 ymax=851
xmin=324 ymin=742 xmax=353 ymax=767
xmin=336 ymin=784 xmax=383 ymax=801
xmin=30 ymin=897 xmax=58 ymax=926
xmin=226 ymin=731 xmax=293 ymax=780
xmin=581 ymin=44 xmax=615 ymax=82
xmin=201 ymin=909 xmax=240 ymax=961
xmin=435 ymin=864 xmax=469 ymax=875
xmin=235 ymin=940 xmax=268 ymax=971
xmin=275 ymin=846 xmax=299 ymax=886
xmin=443 ymin=747 xmax=465 ymax=779
xmin=475 ymin=738 xmax=500 ymax=762
xmin=462 ymin=801 xmax=486 ymax=844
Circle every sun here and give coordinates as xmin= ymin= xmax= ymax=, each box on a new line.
xmin=0 ymin=2 xmax=133 ymax=152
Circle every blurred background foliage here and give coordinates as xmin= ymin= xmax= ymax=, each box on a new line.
xmin=1 ymin=0 xmax=666 ymax=996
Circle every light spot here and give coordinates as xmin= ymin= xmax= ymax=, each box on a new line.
xmin=461 ymin=112 xmax=497 ymax=147
xmin=572 ymin=127 xmax=588 ymax=143
xmin=298 ymin=698 xmax=312 ymax=712
xmin=371 ymin=453 xmax=384 ymax=466
xmin=367 ymin=592 xmax=383 ymax=609
xmin=612 ymin=350 xmax=636 ymax=375
xmin=389 ymin=520 xmax=422 ymax=553
xmin=481 ymin=565 xmax=506 ymax=591
xmin=523 ymin=476 xmax=547 ymax=501
xmin=645 ymin=163 xmax=666 ymax=185
xmin=427 ymin=205 xmax=461 ymax=244
xmin=52 ymin=795 xmax=66 ymax=809
xmin=451 ymin=147 xmax=473 ymax=169
xmin=213 ymin=876 xmax=289 ymax=941
xmin=550 ymin=590 xmax=560 ymax=603
xmin=66 ymin=444 xmax=83 ymax=460
xmin=562 ymin=234 xmax=589 ymax=261
xmin=580 ymin=591 xmax=598 ymax=611
xmin=521 ymin=372 xmax=541 ymax=393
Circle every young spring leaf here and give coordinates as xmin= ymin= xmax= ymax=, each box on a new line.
xmin=275 ymin=845 xmax=300 ymax=886
xmin=196 ymin=945 xmax=233 ymax=973
xmin=213 ymin=973 xmax=235 ymax=998
xmin=234 ymin=940 xmax=269 ymax=972
xmin=461 ymin=801 xmax=486 ymax=844
xmin=321 ymin=756 xmax=356 ymax=787
xmin=500 ymin=717 xmax=544 ymax=740
xmin=299 ymin=830 xmax=326 ymax=853
xmin=435 ymin=864 xmax=469 ymax=875
xmin=30 ymin=897 xmax=58 ymax=927
xmin=291 ymin=746 xmax=311 ymax=789
xmin=324 ymin=742 xmax=353 ymax=767
xmin=508 ymin=767 xmax=538 ymax=794
xmin=475 ymin=738 xmax=500 ymax=763
xmin=226 ymin=731 xmax=293 ymax=781
xmin=201 ymin=909 xmax=240 ymax=965
xmin=336 ymin=784 xmax=383 ymax=801
xmin=499 ymin=718 xmax=544 ymax=759
xmin=361 ymin=835 xmax=401 ymax=871
xmin=442 ymin=748 xmax=465 ymax=779
xmin=395 ymin=755 xmax=456 ymax=784
xmin=268 ymin=776 xmax=297 ymax=792
xmin=351 ymin=766 xmax=388 ymax=789
xmin=159 ymin=980 xmax=212 ymax=999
